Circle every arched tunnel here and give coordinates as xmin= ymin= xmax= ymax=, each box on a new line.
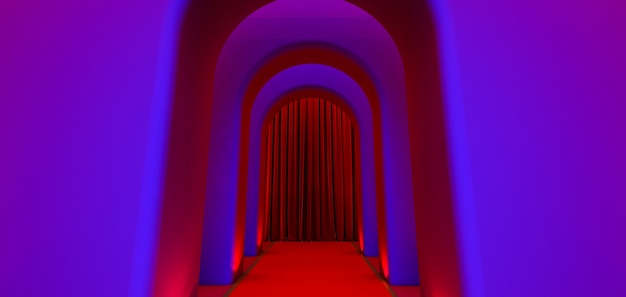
xmin=2 ymin=0 xmax=625 ymax=296
xmin=150 ymin=1 xmax=462 ymax=296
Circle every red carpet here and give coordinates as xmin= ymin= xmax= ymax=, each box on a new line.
xmin=228 ymin=242 xmax=394 ymax=296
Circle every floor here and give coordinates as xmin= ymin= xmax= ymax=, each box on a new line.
xmin=198 ymin=242 xmax=420 ymax=296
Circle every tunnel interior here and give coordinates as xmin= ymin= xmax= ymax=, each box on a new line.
xmin=149 ymin=0 xmax=462 ymax=295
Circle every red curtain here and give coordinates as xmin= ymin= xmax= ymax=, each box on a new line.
xmin=263 ymin=98 xmax=357 ymax=241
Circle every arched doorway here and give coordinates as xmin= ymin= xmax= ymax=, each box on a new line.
xmin=135 ymin=0 xmax=472 ymax=296
xmin=245 ymin=63 xmax=378 ymax=258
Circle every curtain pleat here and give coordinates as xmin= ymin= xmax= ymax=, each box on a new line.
xmin=265 ymin=98 xmax=357 ymax=242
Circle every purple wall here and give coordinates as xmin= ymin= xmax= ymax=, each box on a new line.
xmin=445 ymin=0 xmax=626 ymax=296
xmin=0 ymin=1 xmax=168 ymax=296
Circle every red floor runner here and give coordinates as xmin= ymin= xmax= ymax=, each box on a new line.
xmin=229 ymin=242 xmax=393 ymax=296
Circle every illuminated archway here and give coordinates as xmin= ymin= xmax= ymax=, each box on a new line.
xmin=238 ymin=44 xmax=386 ymax=258
xmin=135 ymin=0 xmax=481 ymax=296
xmin=203 ymin=0 xmax=417 ymax=285
xmin=247 ymin=64 xmax=376 ymax=256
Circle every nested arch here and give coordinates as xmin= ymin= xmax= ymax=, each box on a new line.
xmin=202 ymin=0 xmax=417 ymax=285
xmin=247 ymin=64 xmax=377 ymax=258
xmin=238 ymin=44 xmax=386 ymax=262
xmin=235 ymin=44 xmax=387 ymax=258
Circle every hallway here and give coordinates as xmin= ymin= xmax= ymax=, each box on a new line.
xmin=199 ymin=242 xmax=419 ymax=296
xmin=4 ymin=0 xmax=626 ymax=296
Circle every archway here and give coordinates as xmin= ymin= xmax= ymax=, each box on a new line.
xmin=246 ymin=64 xmax=377 ymax=258
xmin=262 ymin=96 xmax=358 ymax=242
xmin=202 ymin=0 xmax=417 ymax=285
xmin=135 ymin=0 xmax=476 ymax=296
